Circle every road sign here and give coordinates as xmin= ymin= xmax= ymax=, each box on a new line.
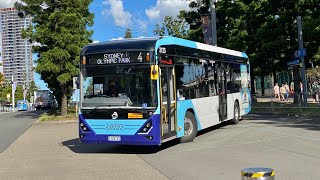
xmin=287 ymin=59 xmax=300 ymax=66
xmin=294 ymin=48 xmax=307 ymax=58
xmin=13 ymin=82 xmax=17 ymax=93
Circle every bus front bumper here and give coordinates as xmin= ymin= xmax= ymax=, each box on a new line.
xmin=79 ymin=114 xmax=161 ymax=146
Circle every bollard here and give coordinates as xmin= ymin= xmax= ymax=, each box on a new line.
xmin=241 ymin=168 xmax=274 ymax=180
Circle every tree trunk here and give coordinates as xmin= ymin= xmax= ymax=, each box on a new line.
xmin=293 ymin=66 xmax=301 ymax=104
xmin=60 ymin=85 xmax=68 ymax=116
xmin=250 ymin=67 xmax=256 ymax=95
xmin=260 ymin=77 xmax=265 ymax=96
xmin=272 ymin=71 xmax=277 ymax=85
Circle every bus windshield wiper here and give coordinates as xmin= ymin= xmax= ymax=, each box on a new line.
xmin=86 ymin=105 xmax=110 ymax=115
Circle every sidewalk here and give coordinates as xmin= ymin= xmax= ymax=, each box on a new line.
xmin=0 ymin=123 xmax=168 ymax=180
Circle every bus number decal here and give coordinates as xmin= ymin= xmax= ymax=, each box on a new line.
xmin=106 ymin=124 xmax=124 ymax=131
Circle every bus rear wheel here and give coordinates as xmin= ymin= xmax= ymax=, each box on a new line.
xmin=180 ymin=111 xmax=198 ymax=143
xmin=232 ymin=102 xmax=240 ymax=125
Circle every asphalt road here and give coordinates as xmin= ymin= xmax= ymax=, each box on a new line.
xmin=1 ymin=114 xmax=320 ymax=179
xmin=138 ymin=114 xmax=320 ymax=180
xmin=0 ymin=111 xmax=41 ymax=153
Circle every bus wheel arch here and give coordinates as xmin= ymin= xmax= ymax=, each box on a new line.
xmin=231 ymin=100 xmax=240 ymax=125
xmin=180 ymin=110 xmax=198 ymax=143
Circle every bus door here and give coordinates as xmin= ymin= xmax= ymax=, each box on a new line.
xmin=217 ymin=66 xmax=227 ymax=121
xmin=160 ymin=66 xmax=177 ymax=140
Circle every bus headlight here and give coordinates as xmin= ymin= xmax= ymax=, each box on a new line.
xmin=138 ymin=120 xmax=152 ymax=134
xmin=79 ymin=121 xmax=91 ymax=133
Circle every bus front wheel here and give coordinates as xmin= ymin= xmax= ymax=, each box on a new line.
xmin=180 ymin=111 xmax=198 ymax=143
xmin=232 ymin=101 xmax=240 ymax=125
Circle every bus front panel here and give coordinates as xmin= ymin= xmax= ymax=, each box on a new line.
xmin=79 ymin=113 xmax=161 ymax=145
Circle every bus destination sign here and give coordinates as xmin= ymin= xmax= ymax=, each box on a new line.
xmin=88 ymin=52 xmax=146 ymax=65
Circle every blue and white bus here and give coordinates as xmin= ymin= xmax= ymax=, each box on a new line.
xmin=79 ymin=36 xmax=251 ymax=145
xmin=17 ymin=100 xmax=28 ymax=111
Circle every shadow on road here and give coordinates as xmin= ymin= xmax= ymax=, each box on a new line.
xmin=197 ymin=120 xmax=234 ymax=137
xmin=61 ymin=119 xmax=237 ymax=154
xmin=60 ymin=138 xmax=179 ymax=154
xmin=12 ymin=110 xmax=44 ymax=119
xmin=245 ymin=113 xmax=320 ymax=131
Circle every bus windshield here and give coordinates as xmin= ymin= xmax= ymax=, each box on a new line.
xmin=81 ymin=64 xmax=157 ymax=109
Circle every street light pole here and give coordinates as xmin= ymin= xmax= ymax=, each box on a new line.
xmin=11 ymin=76 xmax=15 ymax=112
xmin=297 ymin=16 xmax=307 ymax=107
xmin=210 ymin=0 xmax=217 ymax=46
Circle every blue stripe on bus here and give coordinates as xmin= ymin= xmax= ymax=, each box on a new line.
xmin=176 ymin=100 xmax=202 ymax=138
xmin=241 ymin=52 xmax=248 ymax=58
xmin=85 ymin=119 xmax=147 ymax=135
xmin=155 ymin=36 xmax=197 ymax=53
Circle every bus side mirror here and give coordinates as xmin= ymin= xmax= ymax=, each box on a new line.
xmin=150 ymin=65 xmax=159 ymax=80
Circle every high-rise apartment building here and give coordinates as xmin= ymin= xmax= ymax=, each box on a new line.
xmin=0 ymin=7 xmax=33 ymax=85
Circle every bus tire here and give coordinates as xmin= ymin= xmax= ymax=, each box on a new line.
xmin=232 ymin=101 xmax=240 ymax=125
xmin=180 ymin=111 xmax=198 ymax=143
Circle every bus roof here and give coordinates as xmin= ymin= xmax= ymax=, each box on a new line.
xmin=81 ymin=36 xmax=248 ymax=59
xmin=81 ymin=37 xmax=159 ymax=55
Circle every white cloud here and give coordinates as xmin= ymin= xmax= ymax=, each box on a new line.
xmin=32 ymin=42 xmax=42 ymax=47
xmin=0 ymin=0 xmax=18 ymax=8
xmin=110 ymin=37 xmax=124 ymax=41
xmin=145 ymin=0 xmax=191 ymax=22
xmin=102 ymin=0 xmax=132 ymax=27
xmin=135 ymin=19 xmax=148 ymax=30
xmin=92 ymin=40 xmax=100 ymax=44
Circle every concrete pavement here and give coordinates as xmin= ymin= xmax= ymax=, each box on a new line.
xmin=0 ymin=122 xmax=168 ymax=180
xmin=1 ymin=114 xmax=320 ymax=179
xmin=0 ymin=111 xmax=41 ymax=153
xmin=139 ymin=114 xmax=320 ymax=180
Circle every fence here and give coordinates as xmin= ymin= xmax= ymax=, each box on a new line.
xmin=251 ymin=92 xmax=320 ymax=115
xmin=0 ymin=103 xmax=13 ymax=112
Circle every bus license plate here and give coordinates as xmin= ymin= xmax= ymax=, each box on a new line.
xmin=108 ymin=136 xmax=121 ymax=141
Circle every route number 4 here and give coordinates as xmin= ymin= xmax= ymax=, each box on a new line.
xmin=138 ymin=52 xmax=143 ymax=62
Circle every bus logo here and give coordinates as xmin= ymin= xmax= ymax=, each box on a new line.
xmin=159 ymin=47 xmax=166 ymax=54
xmin=111 ymin=111 xmax=118 ymax=119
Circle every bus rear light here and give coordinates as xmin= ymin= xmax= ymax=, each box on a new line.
xmin=80 ymin=134 xmax=85 ymax=138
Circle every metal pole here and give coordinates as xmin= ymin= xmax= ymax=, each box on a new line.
xmin=297 ymin=16 xmax=307 ymax=107
xmin=12 ymin=76 xmax=15 ymax=112
xmin=210 ymin=0 xmax=217 ymax=46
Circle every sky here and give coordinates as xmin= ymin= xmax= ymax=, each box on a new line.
xmin=0 ymin=0 xmax=191 ymax=90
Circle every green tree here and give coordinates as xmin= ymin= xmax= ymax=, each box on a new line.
xmin=0 ymin=73 xmax=4 ymax=84
xmin=85 ymin=78 xmax=93 ymax=95
xmin=15 ymin=0 xmax=94 ymax=116
xmin=124 ymin=28 xmax=132 ymax=38
xmin=26 ymin=81 xmax=39 ymax=102
xmin=0 ymin=82 xmax=11 ymax=102
xmin=154 ymin=15 xmax=189 ymax=38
